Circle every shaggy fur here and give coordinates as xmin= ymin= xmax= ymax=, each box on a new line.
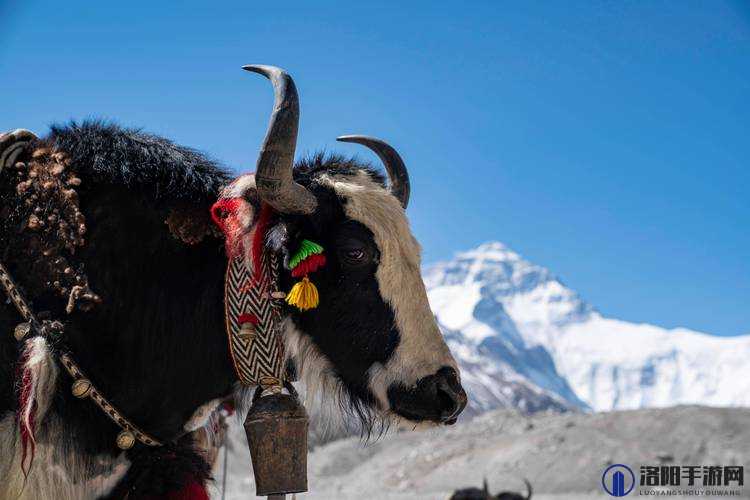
xmin=0 ymin=414 xmax=131 ymax=500
xmin=1 ymin=122 xmax=233 ymax=499
xmin=49 ymin=121 xmax=226 ymax=203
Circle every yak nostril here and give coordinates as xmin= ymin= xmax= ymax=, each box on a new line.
xmin=435 ymin=368 xmax=468 ymax=421
xmin=437 ymin=383 xmax=458 ymax=416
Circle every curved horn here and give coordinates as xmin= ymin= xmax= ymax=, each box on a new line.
xmin=0 ymin=129 xmax=38 ymax=173
xmin=336 ymin=135 xmax=410 ymax=209
xmin=242 ymin=65 xmax=316 ymax=214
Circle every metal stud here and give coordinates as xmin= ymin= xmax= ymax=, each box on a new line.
xmin=13 ymin=322 xmax=31 ymax=341
xmin=116 ymin=430 xmax=136 ymax=450
xmin=259 ymin=376 xmax=281 ymax=389
xmin=71 ymin=378 xmax=92 ymax=398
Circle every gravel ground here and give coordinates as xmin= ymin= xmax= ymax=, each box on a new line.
xmin=213 ymin=405 xmax=750 ymax=499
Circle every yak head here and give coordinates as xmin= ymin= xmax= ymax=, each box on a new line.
xmin=222 ymin=66 xmax=467 ymax=429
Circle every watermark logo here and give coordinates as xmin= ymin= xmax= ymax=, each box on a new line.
xmin=639 ymin=465 xmax=744 ymax=487
xmin=602 ymin=464 xmax=636 ymax=497
xmin=601 ymin=463 xmax=744 ymax=496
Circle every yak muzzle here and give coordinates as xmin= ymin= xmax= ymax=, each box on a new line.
xmin=387 ymin=367 xmax=468 ymax=425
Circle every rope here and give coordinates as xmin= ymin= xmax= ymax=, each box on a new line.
xmin=0 ymin=217 xmax=161 ymax=449
xmin=221 ymin=441 xmax=229 ymax=500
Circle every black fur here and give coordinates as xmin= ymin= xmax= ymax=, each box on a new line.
xmin=1 ymin=121 xmax=233 ymax=495
xmin=103 ymin=436 xmax=212 ymax=499
xmin=50 ymin=121 xmax=228 ymax=205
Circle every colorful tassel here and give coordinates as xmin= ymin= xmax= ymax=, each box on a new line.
xmin=289 ymin=239 xmax=324 ymax=269
xmin=291 ymin=253 xmax=326 ymax=278
xmin=287 ymin=239 xmax=325 ymax=311
xmin=164 ymin=479 xmax=210 ymax=500
xmin=16 ymin=347 xmax=36 ymax=477
xmin=286 ymin=276 xmax=319 ymax=311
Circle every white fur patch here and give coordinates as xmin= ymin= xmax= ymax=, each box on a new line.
xmin=18 ymin=337 xmax=58 ymax=445
xmin=281 ymin=319 xmax=351 ymax=435
xmin=184 ymin=398 xmax=223 ymax=432
xmin=319 ymin=171 xmax=459 ymax=411
xmin=0 ymin=414 xmax=129 ymax=500
xmin=0 ymin=337 xmax=129 ymax=499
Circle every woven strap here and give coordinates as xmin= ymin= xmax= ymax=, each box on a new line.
xmin=59 ymin=354 xmax=161 ymax=446
xmin=0 ymin=148 xmax=161 ymax=448
xmin=224 ymin=249 xmax=286 ymax=388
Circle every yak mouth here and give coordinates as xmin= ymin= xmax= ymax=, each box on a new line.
xmin=386 ymin=367 xmax=467 ymax=425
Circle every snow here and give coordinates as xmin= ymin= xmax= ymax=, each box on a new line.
xmin=424 ymin=241 xmax=750 ymax=413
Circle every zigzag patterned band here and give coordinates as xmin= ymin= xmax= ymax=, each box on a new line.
xmin=224 ymin=249 xmax=286 ymax=388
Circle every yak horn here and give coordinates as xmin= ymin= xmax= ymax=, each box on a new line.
xmin=336 ymin=135 xmax=410 ymax=209
xmin=243 ymin=65 xmax=316 ymax=214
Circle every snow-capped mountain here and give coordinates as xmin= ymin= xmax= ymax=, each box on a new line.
xmin=425 ymin=241 xmax=750 ymax=413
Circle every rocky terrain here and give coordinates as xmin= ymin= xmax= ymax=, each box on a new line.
xmin=213 ymin=405 xmax=750 ymax=499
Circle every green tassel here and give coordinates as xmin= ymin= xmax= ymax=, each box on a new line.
xmin=289 ymin=239 xmax=324 ymax=269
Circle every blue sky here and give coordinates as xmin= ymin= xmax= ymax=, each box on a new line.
xmin=1 ymin=1 xmax=748 ymax=336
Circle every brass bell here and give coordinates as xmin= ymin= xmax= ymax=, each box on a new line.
xmin=238 ymin=322 xmax=256 ymax=341
xmin=14 ymin=322 xmax=31 ymax=341
xmin=116 ymin=430 xmax=136 ymax=450
xmin=71 ymin=378 xmax=92 ymax=398
xmin=244 ymin=384 xmax=308 ymax=496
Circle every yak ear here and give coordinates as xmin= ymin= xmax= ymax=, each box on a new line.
xmin=165 ymin=204 xmax=222 ymax=245
xmin=0 ymin=129 xmax=38 ymax=172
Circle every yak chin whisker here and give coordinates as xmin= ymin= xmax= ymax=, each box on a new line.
xmin=293 ymin=372 xmax=391 ymax=445
xmin=281 ymin=320 xmax=394 ymax=443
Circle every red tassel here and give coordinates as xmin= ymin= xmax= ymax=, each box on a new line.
xmin=291 ymin=253 xmax=327 ymax=278
xmin=251 ymin=203 xmax=274 ymax=281
xmin=210 ymin=198 xmax=239 ymax=229
xmin=210 ymin=198 xmax=245 ymax=257
xmin=164 ymin=480 xmax=209 ymax=500
xmin=135 ymin=479 xmax=209 ymax=500
xmin=16 ymin=349 xmax=36 ymax=477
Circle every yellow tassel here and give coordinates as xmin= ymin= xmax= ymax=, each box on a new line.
xmin=286 ymin=276 xmax=319 ymax=311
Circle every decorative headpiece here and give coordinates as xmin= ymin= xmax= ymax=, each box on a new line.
xmin=286 ymin=239 xmax=326 ymax=311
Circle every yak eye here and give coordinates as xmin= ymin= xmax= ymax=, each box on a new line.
xmin=338 ymin=242 xmax=371 ymax=267
xmin=346 ymin=249 xmax=365 ymax=261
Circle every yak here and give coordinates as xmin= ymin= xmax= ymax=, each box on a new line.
xmin=449 ymin=479 xmax=533 ymax=500
xmin=0 ymin=66 xmax=467 ymax=499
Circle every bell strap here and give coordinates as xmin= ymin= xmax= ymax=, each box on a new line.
xmin=0 ymin=259 xmax=161 ymax=450
xmin=59 ymin=354 xmax=161 ymax=448
xmin=0 ymin=262 xmax=35 ymax=324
